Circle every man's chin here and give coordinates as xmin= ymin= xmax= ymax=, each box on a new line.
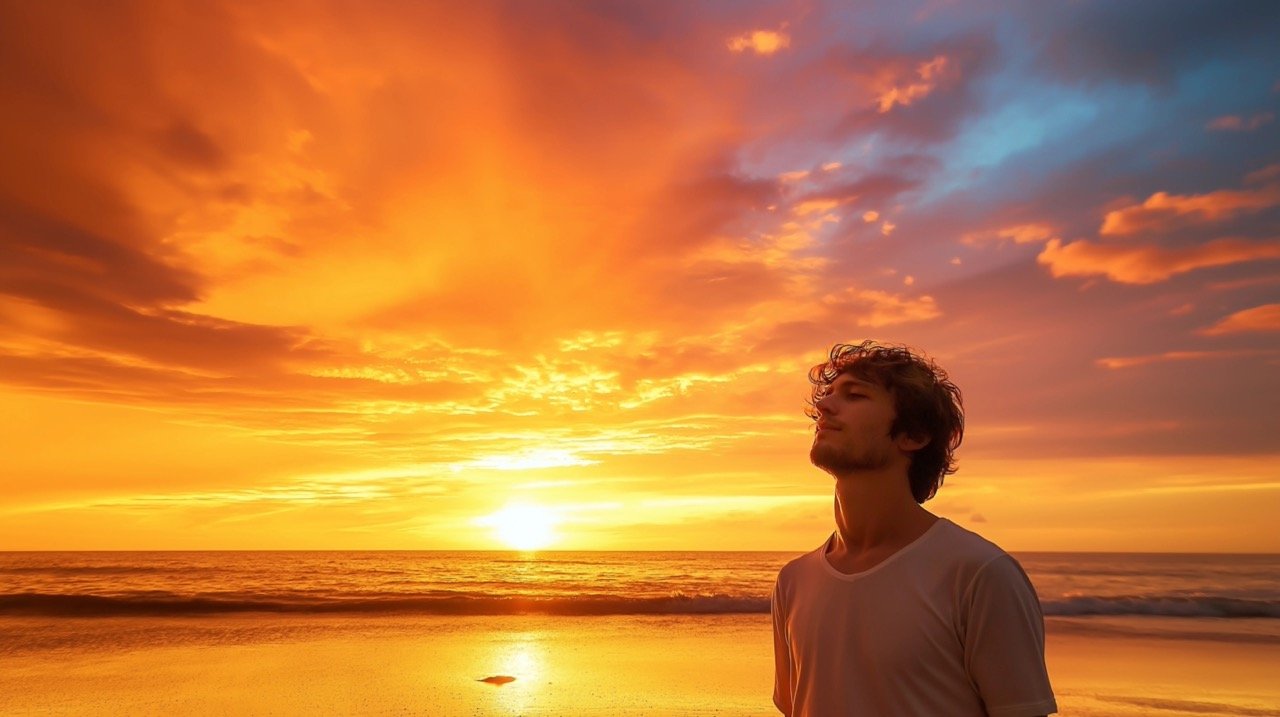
xmin=811 ymin=445 xmax=880 ymax=475
xmin=809 ymin=446 xmax=843 ymax=473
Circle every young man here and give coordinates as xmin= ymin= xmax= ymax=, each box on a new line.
xmin=772 ymin=341 xmax=1056 ymax=716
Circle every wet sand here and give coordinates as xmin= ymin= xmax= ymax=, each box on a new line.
xmin=1 ymin=615 xmax=769 ymax=716
xmin=2 ymin=615 xmax=1277 ymax=716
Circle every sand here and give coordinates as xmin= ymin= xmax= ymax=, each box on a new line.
xmin=1043 ymin=618 xmax=1280 ymax=717
xmin=2 ymin=614 xmax=1278 ymax=716
xmin=1 ymin=615 xmax=768 ymax=716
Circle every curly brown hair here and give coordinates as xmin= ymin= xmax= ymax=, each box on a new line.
xmin=806 ymin=341 xmax=964 ymax=503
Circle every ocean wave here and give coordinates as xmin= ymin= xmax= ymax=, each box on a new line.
xmin=1041 ymin=595 xmax=1280 ymax=618
xmin=0 ymin=565 xmax=192 ymax=575
xmin=0 ymin=592 xmax=771 ymax=617
xmin=4 ymin=591 xmax=1277 ymax=619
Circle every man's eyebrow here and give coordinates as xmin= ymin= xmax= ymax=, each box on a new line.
xmin=832 ymin=376 xmax=874 ymax=390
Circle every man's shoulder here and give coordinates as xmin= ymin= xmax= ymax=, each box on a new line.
xmin=929 ymin=519 xmax=1015 ymax=570
xmin=918 ymin=521 xmax=1035 ymax=610
xmin=775 ymin=537 xmax=829 ymax=583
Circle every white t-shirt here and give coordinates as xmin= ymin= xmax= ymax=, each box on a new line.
xmin=772 ymin=518 xmax=1057 ymax=716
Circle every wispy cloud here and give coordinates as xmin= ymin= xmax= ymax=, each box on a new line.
xmin=962 ymin=223 xmax=1058 ymax=246
xmin=1037 ymin=237 xmax=1280 ymax=284
xmin=1206 ymin=112 xmax=1275 ymax=132
xmin=1201 ymin=304 xmax=1280 ymax=335
xmin=876 ymin=55 xmax=952 ymax=113
xmin=1095 ymin=349 xmax=1276 ymax=369
xmin=821 ymin=288 xmax=941 ymax=327
xmin=1100 ymin=185 xmax=1280 ymax=236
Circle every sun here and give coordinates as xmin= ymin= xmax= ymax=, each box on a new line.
xmin=482 ymin=503 xmax=561 ymax=551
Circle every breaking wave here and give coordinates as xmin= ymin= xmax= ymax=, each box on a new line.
xmin=1041 ymin=595 xmax=1280 ymax=618
xmin=0 ymin=591 xmax=770 ymax=617
xmin=4 ymin=591 xmax=1278 ymax=618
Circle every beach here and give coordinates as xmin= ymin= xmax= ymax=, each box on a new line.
xmin=3 ymin=550 xmax=1278 ymax=715
xmin=1 ymin=615 xmax=769 ymax=716
xmin=4 ymin=614 xmax=1279 ymax=716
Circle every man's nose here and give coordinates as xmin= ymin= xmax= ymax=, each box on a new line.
xmin=815 ymin=394 xmax=835 ymax=415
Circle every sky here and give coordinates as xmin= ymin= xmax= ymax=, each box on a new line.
xmin=1 ymin=0 xmax=1278 ymax=552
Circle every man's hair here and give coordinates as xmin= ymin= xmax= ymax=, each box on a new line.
xmin=806 ymin=341 xmax=964 ymax=503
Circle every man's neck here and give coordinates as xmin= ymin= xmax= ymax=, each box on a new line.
xmin=826 ymin=467 xmax=937 ymax=573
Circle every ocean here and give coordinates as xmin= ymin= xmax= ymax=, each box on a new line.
xmin=2 ymin=550 xmax=1278 ymax=623
xmin=2 ymin=550 xmax=1279 ymax=715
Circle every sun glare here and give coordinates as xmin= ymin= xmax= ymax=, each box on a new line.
xmin=481 ymin=503 xmax=561 ymax=551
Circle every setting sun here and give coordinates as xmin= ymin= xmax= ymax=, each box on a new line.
xmin=480 ymin=504 xmax=562 ymax=551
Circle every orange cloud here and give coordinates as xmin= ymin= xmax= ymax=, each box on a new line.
xmin=793 ymin=198 xmax=841 ymax=216
xmin=1037 ymin=237 xmax=1280 ymax=284
xmin=1205 ymin=112 xmax=1275 ymax=131
xmin=1201 ymin=304 xmax=1280 ymax=335
xmin=3 ymin=1 xmax=1278 ymax=553
xmin=876 ymin=55 xmax=951 ymax=113
xmin=0 ymin=1 xmax=838 ymax=495
xmin=1245 ymin=163 xmax=1280 ymax=184
xmin=962 ymin=223 xmax=1057 ymax=245
xmin=821 ymin=288 xmax=940 ymax=327
xmin=1096 ymin=349 xmax=1275 ymax=369
xmin=726 ymin=28 xmax=790 ymax=56
xmin=1100 ymin=185 xmax=1280 ymax=236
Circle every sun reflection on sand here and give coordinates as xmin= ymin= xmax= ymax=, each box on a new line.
xmin=485 ymin=632 xmax=549 ymax=714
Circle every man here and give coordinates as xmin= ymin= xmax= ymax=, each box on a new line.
xmin=772 ymin=341 xmax=1056 ymax=716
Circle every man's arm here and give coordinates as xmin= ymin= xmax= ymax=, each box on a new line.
xmin=962 ymin=555 xmax=1058 ymax=717
xmin=771 ymin=578 xmax=793 ymax=716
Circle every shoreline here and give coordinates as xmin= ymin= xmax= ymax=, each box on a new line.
xmin=3 ymin=614 xmax=1278 ymax=716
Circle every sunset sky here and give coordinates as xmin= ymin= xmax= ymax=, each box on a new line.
xmin=2 ymin=1 xmax=1277 ymax=552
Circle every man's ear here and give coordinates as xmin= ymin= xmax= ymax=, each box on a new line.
xmin=895 ymin=433 xmax=930 ymax=452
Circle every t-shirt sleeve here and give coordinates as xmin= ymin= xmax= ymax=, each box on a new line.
xmin=771 ymin=575 xmax=793 ymax=716
xmin=961 ymin=555 xmax=1058 ymax=717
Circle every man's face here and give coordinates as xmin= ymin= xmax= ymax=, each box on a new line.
xmin=809 ymin=372 xmax=901 ymax=476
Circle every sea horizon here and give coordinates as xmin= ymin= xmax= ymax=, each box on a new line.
xmin=5 ymin=550 xmax=1277 ymax=622
xmin=7 ymin=548 xmax=1280 ymax=555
